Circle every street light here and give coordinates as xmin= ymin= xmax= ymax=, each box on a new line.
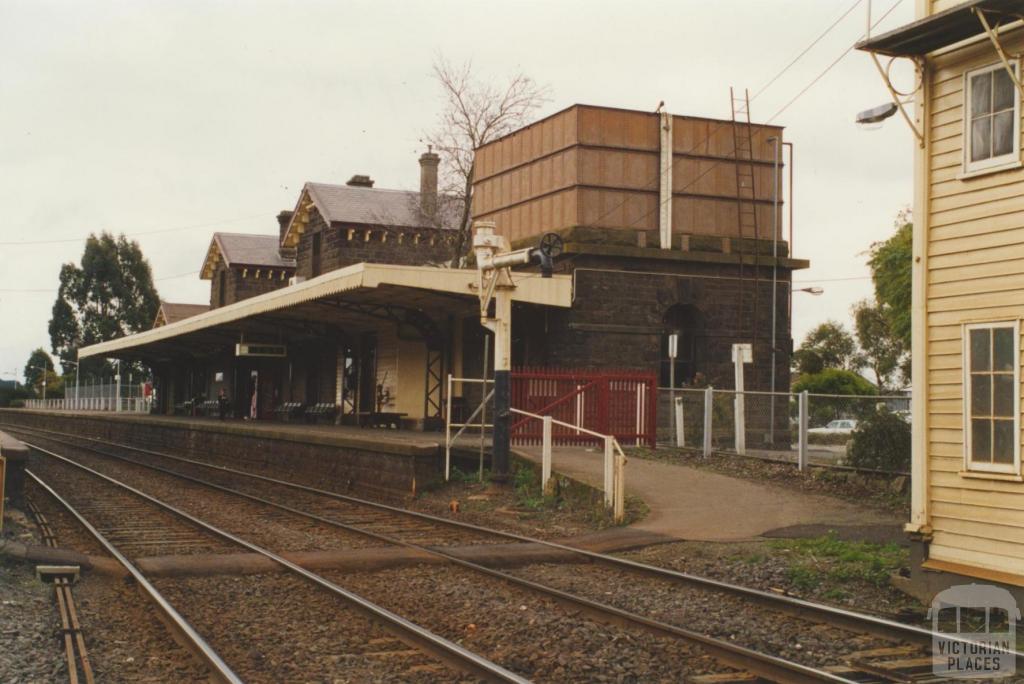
xmin=795 ymin=286 xmax=824 ymax=296
xmin=31 ymin=362 xmax=51 ymax=402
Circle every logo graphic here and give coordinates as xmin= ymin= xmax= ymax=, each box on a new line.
xmin=929 ymin=584 xmax=1019 ymax=679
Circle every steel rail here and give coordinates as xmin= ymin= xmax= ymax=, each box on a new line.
xmin=24 ymin=441 xmax=529 ymax=684
xmin=25 ymin=470 xmax=244 ymax=684
xmin=13 ymin=423 xmax=1024 ymax=669
xmin=26 ymin=431 xmax=849 ymax=683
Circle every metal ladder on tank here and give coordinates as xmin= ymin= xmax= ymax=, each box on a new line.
xmin=729 ymin=87 xmax=761 ymax=343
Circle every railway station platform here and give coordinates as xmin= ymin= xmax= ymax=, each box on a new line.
xmin=513 ymin=445 xmax=903 ymax=543
xmin=0 ymin=409 xmax=447 ymax=499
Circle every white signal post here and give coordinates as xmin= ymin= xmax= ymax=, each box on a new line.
xmin=732 ymin=343 xmax=752 ymax=455
xmin=472 ymin=221 xmax=561 ymax=482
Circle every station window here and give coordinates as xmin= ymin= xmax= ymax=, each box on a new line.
xmin=964 ymin=321 xmax=1020 ymax=474
xmin=964 ymin=62 xmax=1020 ymax=174
xmin=312 ymin=231 xmax=323 ymax=277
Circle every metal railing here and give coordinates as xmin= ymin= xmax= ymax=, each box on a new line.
xmin=510 ymin=407 xmax=626 ymax=523
xmin=25 ymin=396 xmax=151 ymax=413
xmin=656 ymin=387 xmax=910 ymax=474
xmin=444 ymin=375 xmax=494 ymax=482
xmin=444 ymin=374 xmax=627 ymax=522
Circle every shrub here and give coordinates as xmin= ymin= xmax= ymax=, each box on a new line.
xmin=846 ymin=409 xmax=911 ymax=473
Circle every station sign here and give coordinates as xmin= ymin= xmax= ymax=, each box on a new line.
xmin=235 ymin=343 xmax=287 ymax=358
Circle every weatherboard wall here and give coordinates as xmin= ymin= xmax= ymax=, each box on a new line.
xmin=920 ymin=26 xmax=1024 ymax=580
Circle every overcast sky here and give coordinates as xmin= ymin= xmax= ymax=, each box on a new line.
xmin=0 ymin=0 xmax=916 ymax=383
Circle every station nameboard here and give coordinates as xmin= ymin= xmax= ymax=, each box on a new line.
xmin=235 ymin=343 xmax=287 ymax=358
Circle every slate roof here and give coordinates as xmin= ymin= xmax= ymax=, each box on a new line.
xmin=304 ymin=182 xmax=463 ymax=229
xmin=214 ymin=233 xmax=295 ymax=268
xmin=306 ymin=183 xmax=429 ymax=229
xmin=200 ymin=232 xmax=296 ymax=279
xmin=154 ymin=301 xmax=210 ymax=328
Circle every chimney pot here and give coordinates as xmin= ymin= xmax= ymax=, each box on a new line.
xmin=419 ymin=149 xmax=440 ymax=223
xmin=346 ymin=174 xmax=374 ymax=188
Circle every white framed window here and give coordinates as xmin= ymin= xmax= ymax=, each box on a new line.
xmin=963 ymin=61 xmax=1021 ymax=175
xmin=963 ymin=321 xmax=1020 ymax=474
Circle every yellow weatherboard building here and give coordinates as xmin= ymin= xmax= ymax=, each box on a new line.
xmin=859 ymin=0 xmax=1024 ymax=600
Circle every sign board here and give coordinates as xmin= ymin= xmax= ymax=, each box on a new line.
xmin=667 ymin=333 xmax=679 ymax=359
xmin=731 ymin=343 xmax=752 ymax=364
xmin=235 ymin=343 xmax=287 ymax=358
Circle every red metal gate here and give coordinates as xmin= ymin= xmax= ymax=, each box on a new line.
xmin=510 ymin=367 xmax=657 ymax=447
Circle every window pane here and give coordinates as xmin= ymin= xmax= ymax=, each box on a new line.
xmin=972 ymin=418 xmax=992 ymax=462
xmin=972 ymin=375 xmax=992 ymax=416
xmin=993 ymin=68 xmax=1014 ymax=112
xmin=993 ymin=419 xmax=1015 ymax=464
xmin=971 ymin=328 xmax=991 ymax=371
xmin=971 ymin=72 xmax=992 ymax=116
xmin=971 ymin=118 xmax=992 ymax=161
xmin=993 ymin=374 xmax=1014 ymax=417
xmin=993 ymin=327 xmax=1015 ymax=371
xmin=993 ymin=110 xmax=1015 ymax=158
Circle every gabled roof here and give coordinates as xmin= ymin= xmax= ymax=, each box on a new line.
xmin=153 ymin=301 xmax=210 ymax=328
xmin=200 ymin=232 xmax=296 ymax=280
xmin=281 ymin=182 xmax=460 ymax=248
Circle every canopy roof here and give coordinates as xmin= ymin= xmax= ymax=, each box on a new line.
xmin=81 ymin=262 xmax=571 ymax=363
xmin=856 ymin=0 xmax=1023 ymax=57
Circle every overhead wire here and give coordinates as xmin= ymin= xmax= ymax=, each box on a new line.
xmin=0 ymin=214 xmax=269 ymax=247
xmin=615 ymin=0 xmax=907 ymax=234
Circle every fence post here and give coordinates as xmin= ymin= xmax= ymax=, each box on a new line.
xmin=674 ymin=396 xmax=685 ymax=448
xmin=444 ymin=374 xmax=452 ymax=481
xmin=613 ymin=443 xmax=625 ymax=523
xmin=542 ymin=416 xmax=553 ymax=495
xmin=603 ymin=436 xmax=614 ymax=507
xmin=798 ymin=390 xmax=809 ymax=471
xmin=702 ymin=387 xmax=713 ymax=459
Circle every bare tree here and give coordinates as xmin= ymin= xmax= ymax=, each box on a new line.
xmin=424 ymin=56 xmax=550 ymax=263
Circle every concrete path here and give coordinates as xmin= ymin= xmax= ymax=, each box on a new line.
xmin=515 ymin=446 xmax=902 ymax=542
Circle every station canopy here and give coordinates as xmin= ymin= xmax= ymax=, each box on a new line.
xmin=856 ymin=0 xmax=1023 ymax=57
xmin=80 ymin=262 xmax=571 ymax=364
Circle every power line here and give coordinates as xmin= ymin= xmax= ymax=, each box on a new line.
xmin=750 ymin=0 xmax=865 ymax=101
xmin=0 ymin=213 xmax=269 ymax=247
xmin=767 ymin=0 xmax=905 ymax=123
xmin=0 ymin=270 xmax=202 ymax=295
xmin=588 ymin=0 xmax=874 ymax=231
xmin=794 ymin=275 xmax=872 ymax=284
xmin=621 ymin=0 xmax=906 ymax=233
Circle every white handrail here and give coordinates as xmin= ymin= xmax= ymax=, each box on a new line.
xmin=509 ymin=407 xmax=625 ymax=523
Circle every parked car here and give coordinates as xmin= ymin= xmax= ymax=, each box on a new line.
xmin=808 ymin=419 xmax=858 ymax=436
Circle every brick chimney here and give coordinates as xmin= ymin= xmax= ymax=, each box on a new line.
xmin=277 ymin=210 xmax=295 ymax=260
xmin=346 ymin=174 xmax=374 ymax=188
xmin=419 ymin=147 xmax=440 ymax=221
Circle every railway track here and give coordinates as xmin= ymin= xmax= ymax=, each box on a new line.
xmin=10 ymin=423 xmax=1023 ymax=682
xmin=23 ymin=448 xmax=527 ymax=683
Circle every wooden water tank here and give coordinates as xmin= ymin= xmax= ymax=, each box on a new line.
xmin=472 ymin=104 xmax=784 ymax=247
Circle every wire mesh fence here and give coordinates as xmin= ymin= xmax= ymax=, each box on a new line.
xmin=25 ymin=379 xmax=152 ymax=413
xmin=654 ymin=387 xmax=910 ymax=474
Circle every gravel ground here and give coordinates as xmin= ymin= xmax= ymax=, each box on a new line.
xmin=0 ymin=507 xmax=65 ymax=684
xmin=153 ymin=572 xmax=466 ymax=683
xmin=509 ymin=561 xmax=903 ymax=670
xmin=620 ymin=539 xmax=925 ymax=621
xmin=28 ymin=445 xmax=383 ymax=555
xmin=327 ymin=562 xmax=730 ymax=682
xmin=14 ymin=488 xmax=214 ymax=683
xmin=16 ymin=428 xmax=634 ymax=544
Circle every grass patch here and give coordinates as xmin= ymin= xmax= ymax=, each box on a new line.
xmin=769 ymin=531 xmax=907 ymax=589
